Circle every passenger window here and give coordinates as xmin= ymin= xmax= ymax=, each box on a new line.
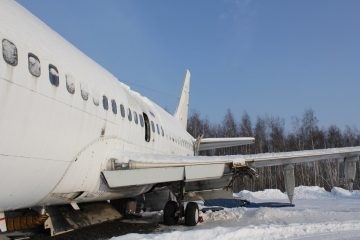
xmin=92 ymin=89 xmax=100 ymax=106
xmin=102 ymin=95 xmax=109 ymax=111
xmin=133 ymin=111 xmax=138 ymax=124
xmin=161 ymin=126 xmax=164 ymax=136
xmin=120 ymin=104 xmax=125 ymax=118
xmin=139 ymin=114 xmax=144 ymax=127
xmin=65 ymin=74 xmax=75 ymax=94
xmin=151 ymin=121 xmax=155 ymax=133
xmin=80 ymin=82 xmax=89 ymax=101
xmin=28 ymin=53 xmax=41 ymax=77
xmin=2 ymin=39 xmax=18 ymax=66
xmin=49 ymin=64 xmax=59 ymax=87
xmin=156 ymin=124 xmax=160 ymax=135
xmin=128 ymin=108 xmax=132 ymax=121
xmin=111 ymin=99 xmax=117 ymax=114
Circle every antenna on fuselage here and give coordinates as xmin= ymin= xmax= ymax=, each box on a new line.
xmin=174 ymin=69 xmax=191 ymax=129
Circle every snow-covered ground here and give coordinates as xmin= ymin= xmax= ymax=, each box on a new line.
xmin=111 ymin=186 xmax=360 ymax=240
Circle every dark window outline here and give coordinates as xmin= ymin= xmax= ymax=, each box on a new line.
xmin=93 ymin=94 xmax=99 ymax=106
xmin=49 ymin=64 xmax=59 ymax=87
xmin=151 ymin=121 xmax=155 ymax=133
xmin=128 ymin=108 xmax=132 ymax=121
xmin=2 ymin=39 xmax=18 ymax=66
xmin=139 ymin=114 xmax=144 ymax=127
xmin=133 ymin=111 xmax=138 ymax=124
xmin=80 ymin=83 xmax=89 ymax=101
xmin=28 ymin=53 xmax=41 ymax=77
xmin=156 ymin=124 xmax=160 ymax=135
xmin=102 ymin=95 xmax=109 ymax=111
xmin=111 ymin=99 xmax=117 ymax=114
xmin=143 ymin=113 xmax=151 ymax=142
xmin=65 ymin=74 xmax=75 ymax=94
xmin=120 ymin=104 xmax=126 ymax=118
xmin=161 ymin=126 xmax=164 ymax=137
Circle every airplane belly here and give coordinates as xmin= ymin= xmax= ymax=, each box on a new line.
xmin=0 ymin=155 xmax=69 ymax=211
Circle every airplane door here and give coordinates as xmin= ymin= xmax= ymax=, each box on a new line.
xmin=143 ymin=113 xmax=151 ymax=142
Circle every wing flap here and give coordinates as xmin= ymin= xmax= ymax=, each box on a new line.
xmin=102 ymin=167 xmax=185 ymax=188
xmin=102 ymin=164 xmax=227 ymax=188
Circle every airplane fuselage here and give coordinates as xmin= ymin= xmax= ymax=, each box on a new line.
xmin=0 ymin=0 xmax=194 ymax=212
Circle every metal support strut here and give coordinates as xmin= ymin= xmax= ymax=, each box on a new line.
xmin=283 ymin=164 xmax=295 ymax=204
xmin=344 ymin=156 xmax=359 ymax=192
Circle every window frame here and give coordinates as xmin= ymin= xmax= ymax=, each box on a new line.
xmin=65 ymin=74 xmax=75 ymax=94
xmin=128 ymin=108 xmax=132 ymax=121
xmin=139 ymin=114 xmax=144 ymax=127
xmin=49 ymin=64 xmax=59 ymax=87
xmin=156 ymin=124 xmax=160 ymax=135
xmin=120 ymin=104 xmax=126 ymax=118
xmin=80 ymin=82 xmax=89 ymax=101
xmin=111 ymin=99 xmax=117 ymax=114
xmin=28 ymin=53 xmax=41 ymax=77
xmin=102 ymin=95 xmax=109 ymax=111
xmin=133 ymin=111 xmax=138 ymax=124
xmin=151 ymin=121 xmax=155 ymax=133
xmin=2 ymin=39 xmax=18 ymax=66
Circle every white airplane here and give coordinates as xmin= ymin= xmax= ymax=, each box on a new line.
xmin=0 ymin=0 xmax=359 ymax=236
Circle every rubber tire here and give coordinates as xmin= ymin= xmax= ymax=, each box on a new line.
xmin=185 ymin=202 xmax=199 ymax=226
xmin=163 ymin=201 xmax=179 ymax=226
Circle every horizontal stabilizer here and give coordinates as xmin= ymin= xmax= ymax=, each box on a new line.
xmin=199 ymin=137 xmax=255 ymax=151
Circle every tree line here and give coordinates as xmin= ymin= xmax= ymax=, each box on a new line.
xmin=187 ymin=109 xmax=360 ymax=191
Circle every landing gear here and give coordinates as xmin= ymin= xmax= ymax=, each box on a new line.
xmin=163 ymin=201 xmax=179 ymax=226
xmin=184 ymin=202 xmax=199 ymax=226
xmin=163 ymin=181 xmax=201 ymax=226
xmin=163 ymin=200 xmax=200 ymax=226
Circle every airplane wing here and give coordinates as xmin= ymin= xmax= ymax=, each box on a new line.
xmin=198 ymin=137 xmax=255 ymax=151
xmin=102 ymin=146 xmax=360 ymax=191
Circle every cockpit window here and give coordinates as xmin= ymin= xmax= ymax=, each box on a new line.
xmin=28 ymin=53 xmax=41 ymax=77
xmin=49 ymin=64 xmax=59 ymax=87
xmin=2 ymin=39 xmax=18 ymax=66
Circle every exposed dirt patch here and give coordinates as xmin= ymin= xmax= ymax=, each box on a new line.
xmin=30 ymin=219 xmax=159 ymax=240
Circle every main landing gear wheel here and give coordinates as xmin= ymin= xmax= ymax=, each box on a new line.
xmin=163 ymin=200 xmax=179 ymax=225
xmin=185 ymin=202 xmax=199 ymax=226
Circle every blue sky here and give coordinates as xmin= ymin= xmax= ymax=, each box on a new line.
xmin=16 ymin=0 xmax=360 ymax=129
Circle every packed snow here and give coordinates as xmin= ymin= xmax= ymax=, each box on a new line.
xmin=110 ymin=186 xmax=360 ymax=240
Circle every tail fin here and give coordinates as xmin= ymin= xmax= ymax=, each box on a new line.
xmin=174 ymin=69 xmax=191 ymax=129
